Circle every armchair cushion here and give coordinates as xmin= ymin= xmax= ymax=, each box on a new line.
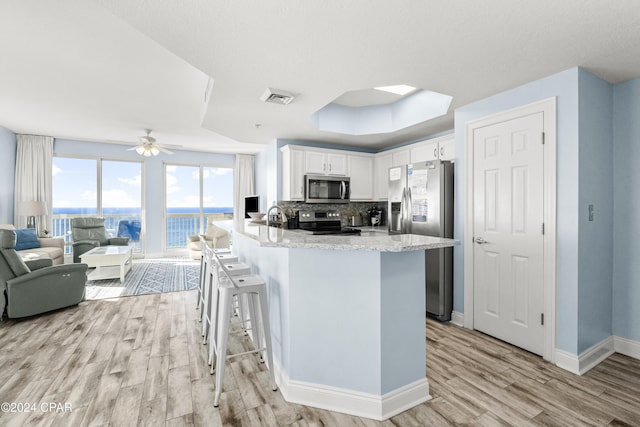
xmin=0 ymin=231 xmax=30 ymax=276
xmin=205 ymin=223 xmax=228 ymax=240
xmin=25 ymin=259 xmax=53 ymax=271
xmin=1 ymin=249 xmax=31 ymax=276
xmin=108 ymin=237 xmax=130 ymax=246
xmin=14 ymin=228 xmax=40 ymax=251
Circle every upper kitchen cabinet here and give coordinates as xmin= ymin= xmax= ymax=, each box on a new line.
xmin=410 ymin=134 xmax=455 ymax=163
xmin=304 ymin=150 xmax=347 ymax=176
xmin=374 ymin=153 xmax=392 ymax=200
xmin=391 ymin=148 xmax=410 ymax=167
xmin=347 ymin=154 xmax=374 ymax=200
xmin=281 ymin=146 xmax=305 ymax=201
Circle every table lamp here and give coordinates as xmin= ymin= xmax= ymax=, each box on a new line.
xmin=18 ymin=200 xmax=48 ymax=235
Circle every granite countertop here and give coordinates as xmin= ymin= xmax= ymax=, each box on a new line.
xmin=235 ymin=221 xmax=458 ymax=252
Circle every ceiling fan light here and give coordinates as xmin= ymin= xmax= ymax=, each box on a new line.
xmin=151 ymin=147 xmax=160 ymax=156
xmin=135 ymin=146 xmax=145 ymax=155
xmin=143 ymin=149 xmax=152 ymax=157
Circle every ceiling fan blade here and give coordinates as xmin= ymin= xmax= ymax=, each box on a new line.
xmin=126 ymin=146 xmax=140 ymax=151
xmin=157 ymin=145 xmax=174 ymax=154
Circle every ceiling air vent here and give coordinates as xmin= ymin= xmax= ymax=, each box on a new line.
xmin=260 ymin=88 xmax=295 ymax=105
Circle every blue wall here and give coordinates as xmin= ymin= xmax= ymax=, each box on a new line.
xmin=454 ymin=68 xmax=582 ymax=354
xmin=54 ymin=138 xmax=235 ymax=256
xmin=0 ymin=127 xmax=17 ymax=224
xmin=577 ymin=69 xmax=614 ymax=353
xmin=613 ymin=78 xmax=640 ymax=342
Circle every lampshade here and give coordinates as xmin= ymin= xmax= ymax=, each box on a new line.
xmin=17 ymin=200 xmax=48 ymax=216
xmin=135 ymin=146 xmax=145 ymax=155
xmin=150 ymin=147 xmax=160 ymax=156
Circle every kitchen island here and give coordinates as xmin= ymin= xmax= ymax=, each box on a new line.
xmin=232 ymin=222 xmax=457 ymax=420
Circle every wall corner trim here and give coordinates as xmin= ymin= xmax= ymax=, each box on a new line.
xmin=450 ymin=311 xmax=464 ymax=327
xmin=272 ymin=360 xmax=431 ymax=421
xmin=555 ymin=336 xmax=615 ymax=375
xmin=614 ymin=336 xmax=640 ymax=360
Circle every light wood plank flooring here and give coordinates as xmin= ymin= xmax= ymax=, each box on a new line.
xmin=1 ymin=290 xmax=639 ymax=426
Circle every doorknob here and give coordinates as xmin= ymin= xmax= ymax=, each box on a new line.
xmin=474 ymin=237 xmax=487 ymax=244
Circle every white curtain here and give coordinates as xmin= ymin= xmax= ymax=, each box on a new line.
xmin=14 ymin=135 xmax=53 ymax=234
xmin=233 ymin=154 xmax=255 ymax=231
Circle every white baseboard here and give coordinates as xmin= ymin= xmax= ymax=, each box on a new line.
xmin=450 ymin=311 xmax=464 ymax=327
xmin=614 ymin=335 xmax=640 ymax=359
xmin=555 ymin=336 xmax=614 ymax=375
xmin=273 ymin=360 xmax=431 ymax=421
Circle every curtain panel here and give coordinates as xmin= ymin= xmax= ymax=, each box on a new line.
xmin=233 ymin=154 xmax=255 ymax=231
xmin=14 ymin=135 xmax=53 ymax=234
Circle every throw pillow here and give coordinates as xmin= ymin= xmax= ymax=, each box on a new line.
xmin=15 ymin=228 xmax=40 ymax=251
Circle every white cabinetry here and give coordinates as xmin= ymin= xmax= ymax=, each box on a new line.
xmin=391 ymin=149 xmax=410 ymax=167
xmin=304 ymin=150 xmax=347 ymax=176
xmin=374 ymin=153 xmax=392 ymax=200
xmin=281 ymin=146 xmax=305 ymax=201
xmin=410 ymin=134 xmax=455 ymax=163
xmin=347 ymin=154 xmax=374 ymax=200
xmin=438 ymin=137 xmax=455 ymax=161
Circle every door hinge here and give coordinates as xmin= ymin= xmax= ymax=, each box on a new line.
xmin=542 ymin=132 xmax=545 ymax=144
xmin=541 ymin=313 xmax=545 ymax=325
xmin=542 ymin=223 xmax=545 ymax=235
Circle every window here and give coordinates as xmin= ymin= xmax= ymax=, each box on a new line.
xmin=164 ymin=164 xmax=233 ymax=249
xmin=52 ymin=157 xmax=143 ymax=253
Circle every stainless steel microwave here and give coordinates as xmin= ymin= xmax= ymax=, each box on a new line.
xmin=305 ymin=175 xmax=350 ymax=203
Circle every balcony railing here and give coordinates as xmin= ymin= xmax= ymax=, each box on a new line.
xmin=52 ymin=213 xmax=143 ymax=254
xmin=52 ymin=212 xmax=233 ymax=253
xmin=165 ymin=212 xmax=233 ymax=248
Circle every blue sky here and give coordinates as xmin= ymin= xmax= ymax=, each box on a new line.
xmin=53 ymin=158 xmax=233 ymax=209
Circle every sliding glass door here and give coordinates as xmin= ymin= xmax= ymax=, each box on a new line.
xmin=164 ymin=164 xmax=233 ymax=250
xmin=52 ymin=156 xmax=143 ymax=253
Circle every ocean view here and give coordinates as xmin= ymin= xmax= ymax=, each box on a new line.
xmin=52 ymin=207 xmax=233 ymax=248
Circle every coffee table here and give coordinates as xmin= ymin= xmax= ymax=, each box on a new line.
xmin=80 ymin=245 xmax=134 ymax=283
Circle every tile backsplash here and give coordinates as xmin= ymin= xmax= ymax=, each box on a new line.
xmin=277 ymin=200 xmax=387 ymax=226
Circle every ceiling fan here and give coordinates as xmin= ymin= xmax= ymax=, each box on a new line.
xmin=127 ymin=129 xmax=174 ymax=157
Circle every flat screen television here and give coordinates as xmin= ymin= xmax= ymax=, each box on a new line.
xmin=244 ymin=195 xmax=259 ymax=218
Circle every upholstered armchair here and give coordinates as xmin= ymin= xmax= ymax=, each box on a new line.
xmin=0 ymin=229 xmax=88 ymax=319
xmin=186 ymin=219 xmax=231 ymax=260
xmin=70 ymin=217 xmax=130 ymax=263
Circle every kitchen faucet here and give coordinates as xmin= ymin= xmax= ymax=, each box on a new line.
xmin=266 ymin=204 xmax=286 ymax=228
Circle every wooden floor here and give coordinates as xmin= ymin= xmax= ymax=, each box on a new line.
xmin=1 ymin=291 xmax=639 ymax=426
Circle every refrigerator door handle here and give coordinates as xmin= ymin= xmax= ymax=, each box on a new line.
xmin=400 ymin=187 xmax=406 ymax=233
xmin=406 ymin=186 xmax=413 ymax=234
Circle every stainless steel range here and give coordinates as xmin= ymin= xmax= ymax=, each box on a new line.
xmin=298 ymin=210 xmax=361 ymax=235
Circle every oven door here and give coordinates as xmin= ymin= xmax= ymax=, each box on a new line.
xmin=305 ymin=175 xmax=350 ymax=203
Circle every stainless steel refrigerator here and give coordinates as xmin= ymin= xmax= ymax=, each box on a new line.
xmin=388 ymin=160 xmax=454 ymax=321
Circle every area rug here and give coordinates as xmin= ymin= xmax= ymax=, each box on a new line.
xmin=84 ymin=257 xmax=200 ymax=300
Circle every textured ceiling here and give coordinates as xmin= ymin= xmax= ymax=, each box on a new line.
xmin=1 ymin=0 xmax=640 ymax=153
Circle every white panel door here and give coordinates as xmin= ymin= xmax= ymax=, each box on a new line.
xmin=473 ymin=112 xmax=545 ymax=355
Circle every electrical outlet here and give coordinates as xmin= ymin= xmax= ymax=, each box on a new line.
xmin=588 ymin=204 xmax=594 ymax=221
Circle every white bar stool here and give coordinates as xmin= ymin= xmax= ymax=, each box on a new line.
xmin=197 ymin=241 xmax=230 ymax=311
xmin=202 ymin=257 xmax=251 ymax=345
xmin=209 ymin=270 xmax=277 ymax=407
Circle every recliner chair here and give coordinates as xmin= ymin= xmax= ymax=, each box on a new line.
xmin=70 ymin=217 xmax=130 ymax=263
xmin=0 ymin=229 xmax=88 ymax=319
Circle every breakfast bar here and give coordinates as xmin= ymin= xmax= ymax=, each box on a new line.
xmin=232 ymin=222 xmax=457 ymax=420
